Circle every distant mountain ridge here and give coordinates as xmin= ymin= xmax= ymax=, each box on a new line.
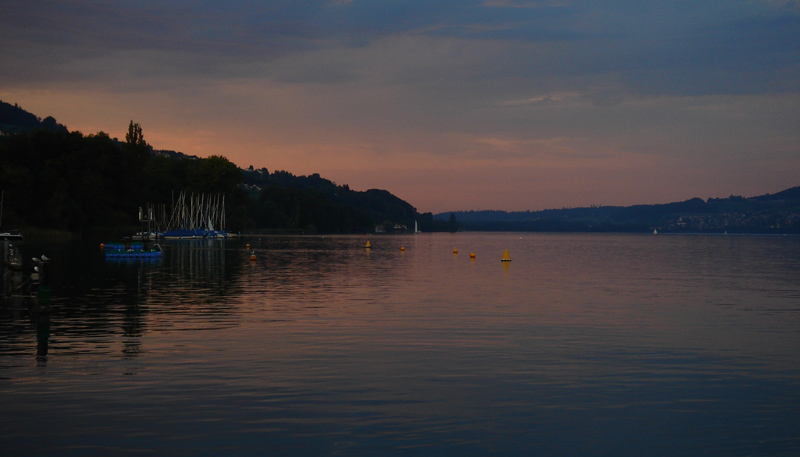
xmin=749 ymin=186 xmax=800 ymax=202
xmin=435 ymin=187 xmax=800 ymax=234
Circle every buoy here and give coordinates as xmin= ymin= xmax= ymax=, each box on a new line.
xmin=453 ymin=248 xmax=458 ymax=254
xmin=400 ymin=246 xmax=405 ymax=251
xmin=470 ymin=252 xmax=476 ymax=259
xmin=249 ymin=250 xmax=256 ymax=261
xmin=366 ymin=241 xmax=371 ymax=249
xmin=100 ymin=243 xmax=104 ymax=249
xmin=501 ymin=249 xmax=511 ymax=262
xmin=246 ymin=243 xmax=250 ymax=249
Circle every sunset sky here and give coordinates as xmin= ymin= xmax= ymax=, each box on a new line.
xmin=2 ymin=0 xmax=798 ymax=213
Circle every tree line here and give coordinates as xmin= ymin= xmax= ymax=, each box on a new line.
xmin=0 ymin=126 xmax=245 ymax=236
xmin=0 ymin=116 xmax=452 ymax=236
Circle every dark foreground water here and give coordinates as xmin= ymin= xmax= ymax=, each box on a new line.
xmin=1 ymin=233 xmax=799 ymax=456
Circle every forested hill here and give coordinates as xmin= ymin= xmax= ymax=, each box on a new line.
xmin=239 ymin=168 xmax=438 ymax=234
xmin=436 ymin=187 xmax=800 ymax=234
xmin=0 ymin=101 xmax=68 ymax=134
xmin=0 ymin=102 xmax=448 ymax=236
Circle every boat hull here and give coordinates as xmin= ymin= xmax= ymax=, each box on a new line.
xmin=105 ymin=251 xmax=163 ymax=258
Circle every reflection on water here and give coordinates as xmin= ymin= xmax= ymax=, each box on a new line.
xmin=1 ymin=234 xmax=799 ymax=456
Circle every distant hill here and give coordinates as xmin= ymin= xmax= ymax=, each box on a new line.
xmin=436 ymin=188 xmax=800 ymax=234
xmin=0 ymin=100 xmax=68 ymax=134
xmin=239 ymin=168 xmax=447 ymax=233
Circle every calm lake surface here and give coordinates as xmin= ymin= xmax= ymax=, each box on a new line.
xmin=2 ymin=233 xmax=799 ymax=456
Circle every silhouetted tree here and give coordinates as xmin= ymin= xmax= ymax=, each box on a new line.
xmin=125 ymin=121 xmax=146 ymax=148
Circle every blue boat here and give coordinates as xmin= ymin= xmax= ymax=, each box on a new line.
xmin=104 ymin=240 xmax=163 ymax=258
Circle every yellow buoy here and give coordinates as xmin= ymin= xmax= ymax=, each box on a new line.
xmin=246 ymin=243 xmax=250 ymax=249
xmin=501 ymin=249 xmax=511 ymax=262
xmin=470 ymin=252 xmax=476 ymax=259
xmin=366 ymin=241 xmax=371 ymax=249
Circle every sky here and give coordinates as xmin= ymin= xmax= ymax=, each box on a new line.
xmin=1 ymin=0 xmax=798 ymax=213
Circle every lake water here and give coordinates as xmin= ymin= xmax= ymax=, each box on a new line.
xmin=1 ymin=233 xmax=799 ymax=456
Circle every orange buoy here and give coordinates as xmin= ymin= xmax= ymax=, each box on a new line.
xmin=470 ymin=252 xmax=476 ymax=259
xmin=400 ymin=246 xmax=405 ymax=251
xmin=453 ymin=248 xmax=458 ymax=254
xmin=501 ymin=249 xmax=511 ymax=262
xmin=249 ymin=250 xmax=256 ymax=261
